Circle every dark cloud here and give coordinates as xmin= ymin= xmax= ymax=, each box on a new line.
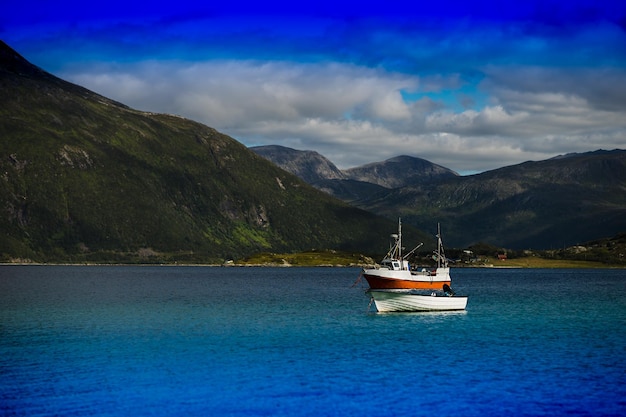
xmin=484 ymin=67 xmax=626 ymax=112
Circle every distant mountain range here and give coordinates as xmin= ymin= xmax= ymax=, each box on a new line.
xmin=251 ymin=145 xmax=458 ymax=187
xmin=250 ymin=145 xmax=346 ymax=183
xmin=251 ymin=146 xmax=458 ymax=202
xmin=253 ymin=145 xmax=626 ymax=249
xmin=0 ymin=40 xmax=414 ymax=263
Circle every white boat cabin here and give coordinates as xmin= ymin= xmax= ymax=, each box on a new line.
xmin=380 ymin=258 xmax=411 ymax=271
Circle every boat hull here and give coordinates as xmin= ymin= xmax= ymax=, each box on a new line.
xmin=367 ymin=289 xmax=468 ymax=312
xmin=363 ymin=275 xmax=451 ymax=290
xmin=363 ymin=268 xmax=451 ymax=290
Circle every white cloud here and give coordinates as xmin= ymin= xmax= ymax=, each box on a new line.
xmin=67 ymin=61 xmax=416 ymax=124
xmin=62 ymin=60 xmax=626 ymax=173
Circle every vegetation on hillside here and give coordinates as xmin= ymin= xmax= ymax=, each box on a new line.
xmin=444 ymin=233 xmax=626 ymax=267
xmin=257 ymin=143 xmax=626 ymax=251
xmin=234 ymin=249 xmax=374 ymax=267
xmin=0 ymin=41 xmax=408 ymax=263
xmin=1 ymin=41 xmax=624 ymax=266
xmin=233 ymin=232 xmax=626 ymax=268
xmin=362 ymin=150 xmax=626 ymax=249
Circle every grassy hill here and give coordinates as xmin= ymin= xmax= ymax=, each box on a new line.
xmin=1 ymin=40 xmax=420 ymax=263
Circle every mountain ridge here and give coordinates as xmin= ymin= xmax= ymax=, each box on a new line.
xmin=252 ymin=142 xmax=626 ymax=249
xmin=356 ymin=149 xmax=626 ymax=248
xmin=252 ymin=145 xmax=459 ymax=202
xmin=343 ymin=155 xmax=459 ymax=188
xmin=250 ymin=145 xmax=346 ymax=183
xmin=0 ymin=40 xmax=410 ymax=262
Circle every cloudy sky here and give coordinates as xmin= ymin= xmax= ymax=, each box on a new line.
xmin=3 ymin=1 xmax=626 ymax=174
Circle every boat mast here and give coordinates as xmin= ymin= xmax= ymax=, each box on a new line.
xmin=436 ymin=223 xmax=448 ymax=268
xmin=398 ymin=218 xmax=402 ymax=262
xmin=383 ymin=218 xmax=403 ymax=264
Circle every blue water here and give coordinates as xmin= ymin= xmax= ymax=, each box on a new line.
xmin=1 ymin=266 xmax=625 ymax=416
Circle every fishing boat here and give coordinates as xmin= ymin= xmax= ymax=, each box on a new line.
xmin=361 ymin=219 xmax=451 ymax=290
xmin=367 ymin=286 xmax=468 ymax=313
xmin=362 ymin=220 xmax=468 ymax=312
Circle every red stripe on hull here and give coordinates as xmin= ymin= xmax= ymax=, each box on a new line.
xmin=364 ymin=276 xmax=450 ymax=290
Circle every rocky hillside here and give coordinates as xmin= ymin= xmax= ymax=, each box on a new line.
xmin=343 ymin=155 xmax=458 ymax=188
xmin=361 ymin=149 xmax=626 ymax=249
xmin=250 ymin=145 xmax=346 ymax=183
xmin=251 ymin=141 xmax=626 ymax=249
xmin=0 ymin=40 xmax=411 ymax=263
xmin=253 ymin=148 xmax=459 ymax=202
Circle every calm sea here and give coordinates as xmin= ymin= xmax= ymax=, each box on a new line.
xmin=1 ymin=266 xmax=625 ymax=416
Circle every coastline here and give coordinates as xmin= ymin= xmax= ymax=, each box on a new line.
xmin=1 ymin=261 xmax=624 ymax=269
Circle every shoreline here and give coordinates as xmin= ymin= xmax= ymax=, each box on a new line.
xmin=1 ymin=262 xmax=624 ymax=269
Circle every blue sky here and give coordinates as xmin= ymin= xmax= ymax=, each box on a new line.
xmin=3 ymin=1 xmax=626 ymax=173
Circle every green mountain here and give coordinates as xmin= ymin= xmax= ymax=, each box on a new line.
xmin=251 ymin=140 xmax=626 ymax=249
xmin=360 ymin=149 xmax=626 ymax=249
xmin=253 ymin=147 xmax=459 ymax=202
xmin=0 ymin=40 xmax=416 ymax=263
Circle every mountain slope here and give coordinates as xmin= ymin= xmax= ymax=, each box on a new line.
xmin=359 ymin=150 xmax=626 ymax=249
xmin=310 ymin=179 xmax=389 ymax=203
xmin=343 ymin=155 xmax=459 ymax=188
xmin=250 ymin=145 xmax=346 ymax=183
xmin=252 ymin=148 xmax=459 ymax=201
xmin=0 ymin=41 xmax=409 ymax=262
xmin=251 ymin=138 xmax=626 ymax=249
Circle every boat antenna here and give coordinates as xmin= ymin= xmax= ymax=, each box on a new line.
xmin=435 ymin=223 xmax=448 ymax=268
xmin=382 ymin=218 xmax=404 ymax=267
xmin=398 ymin=218 xmax=402 ymax=261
